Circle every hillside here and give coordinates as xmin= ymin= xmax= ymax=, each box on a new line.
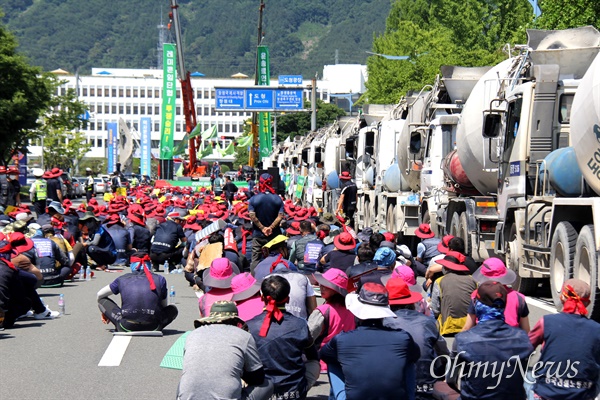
xmin=0 ymin=0 xmax=390 ymax=78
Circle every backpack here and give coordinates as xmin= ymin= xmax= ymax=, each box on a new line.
xmin=112 ymin=176 xmax=119 ymax=187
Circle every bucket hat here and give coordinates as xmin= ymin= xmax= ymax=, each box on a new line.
xmin=8 ymin=232 xmax=34 ymax=253
xmin=263 ymin=235 xmax=288 ymax=250
xmin=437 ymin=235 xmax=454 ymax=254
xmin=79 ymin=211 xmax=100 ymax=223
xmin=386 ymin=277 xmax=423 ymax=305
xmin=313 ymin=268 xmax=348 ymax=296
xmin=202 ymin=257 xmax=238 ymax=289
xmin=231 ymin=272 xmax=262 ymax=302
xmin=339 ymin=171 xmax=352 ymax=180
xmin=319 ymin=212 xmax=337 ymax=225
xmin=286 ymin=221 xmax=301 ymax=236
xmin=476 ymin=281 xmax=508 ymax=308
xmin=47 ymin=201 xmax=65 ymax=215
xmin=357 ymin=227 xmax=373 ymax=242
xmin=415 ymin=223 xmax=435 ymax=239
xmin=472 ymin=257 xmax=516 ymax=285
xmin=345 ymin=282 xmax=396 ymax=319
xmin=193 ymin=301 xmax=245 ymax=328
xmin=373 ymin=247 xmax=396 ymax=267
xmin=437 ymin=251 xmax=470 ymax=272
xmin=334 ymin=232 xmax=356 ymax=251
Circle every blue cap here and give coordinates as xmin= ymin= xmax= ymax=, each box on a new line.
xmin=373 ymin=247 xmax=396 ymax=267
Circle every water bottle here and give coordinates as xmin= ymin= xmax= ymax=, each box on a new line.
xmin=86 ymin=266 xmax=92 ymax=281
xmin=164 ymin=260 xmax=169 ymax=272
xmin=79 ymin=265 xmax=85 ymax=280
xmin=58 ymin=294 xmax=65 ymax=315
xmin=169 ymin=285 xmax=176 ymax=304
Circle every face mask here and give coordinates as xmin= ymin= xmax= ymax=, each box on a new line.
xmin=9 ymin=175 xmax=17 ymax=180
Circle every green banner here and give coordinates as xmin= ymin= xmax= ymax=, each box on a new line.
xmin=257 ymin=45 xmax=272 ymax=158
xmin=160 ymin=43 xmax=177 ymax=159
xmin=295 ymin=175 xmax=306 ymax=199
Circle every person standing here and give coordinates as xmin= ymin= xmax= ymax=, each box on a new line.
xmin=248 ymin=173 xmax=284 ymax=271
xmin=178 ymin=301 xmax=274 ymax=400
xmin=0 ymin=166 xmax=9 ymax=213
xmin=85 ymin=168 xmax=95 ymax=202
xmin=336 ymin=171 xmax=357 ymax=228
xmin=97 ymin=252 xmax=178 ymax=332
xmin=6 ymin=166 xmax=20 ymax=207
xmin=29 ymin=168 xmax=47 ymax=216
xmin=222 ymin=175 xmax=238 ymax=204
xmin=44 ymin=167 xmax=63 ymax=203
xmin=320 ymin=282 xmax=420 ymax=400
xmin=111 ymin=171 xmax=121 ymax=194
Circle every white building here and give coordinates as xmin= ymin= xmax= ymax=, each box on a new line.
xmin=28 ymin=65 xmax=365 ymax=159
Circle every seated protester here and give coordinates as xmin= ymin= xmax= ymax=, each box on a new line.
xmin=150 ymin=211 xmax=187 ymax=272
xmin=430 ymin=251 xmax=477 ymax=336
xmin=43 ymin=224 xmax=76 ymax=274
xmin=183 ymin=234 xmax=225 ymax=289
xmin=127 ymin=204 xmax=152 ymax=254
xmin=73 ymin=211 xmax=117 ymax=270
xmin=285 ymin=221 xmax=302 ymax=252
xmin=384 ymin=277 xmax=449 ymax=399
xmin=320 ymin=282 xmax=420 ymax=400
xmin=463 ymin=257 xmax=530 ymax=332
xmin=231 ymin=272 xmax=264 ymax=322
xmin=368 ymin=231 xmax=385 ymax=253
xmin=357 ymin=246 xmax=396 ymax=288
xmin=451 ymin=281 xmax=533 ymax=400
xmin=96 ymin=252 xmax=178 ymax=332
xmin=413 ymin=224 xmax=441 ymax=277
xmin=198 ymin=258 xmax=238 ymax=317
xmin=247 ymin=276 xmax=320 ymax=399
xmin=320 ymin=232 xmax=356 ymax=273
xmin=35 ymin=200 xmax=65 ymax=229
xmin=218 ymin=230 xmax=243 ymax=271
xmin=345 ymin=243 xmax=378 ymax=292
xmin=316 ymin=225 xmax=335 ymax=272
xmin=104 ymin=213 xmax=132 ymax=266
xmin=307 ymin=268 xmax=355 ymax=374
xmin=288 ymin=220 xmax=323 ymax=273
xmin=235 ymin=222 xmax=253 ymax=271
xmin=31 ymin=226 xmax=70 ymax=287
xmin=6 ymin=230 xmax=42 ymax=282
xmin=178 ymin=301 xmax=274 ymax=400
xmin=255 ymin=235 xmax=317 ymax=319
xmin=529 ymin=279 xmax=600 ymax=400
xmin=356 ymin=227 xmax=373 ymax=245
xmin=0 ymin=240 xmax=59 ymax=328
xmin=385 ymin=265 xmax=431 ymax=317
xmin=425 ymin=237 xmax=476 ymax=289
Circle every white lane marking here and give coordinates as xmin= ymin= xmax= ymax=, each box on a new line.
xmin=526 ymin=297 xmax=558 ymax=314
xmin=98 ymin=335 xmax=132 ymax=366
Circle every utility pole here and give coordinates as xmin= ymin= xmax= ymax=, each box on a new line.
xmin=249 ymin=0 xmax=265 ymax=167
xmin=311 ymin=74 xmax=317 ymax=132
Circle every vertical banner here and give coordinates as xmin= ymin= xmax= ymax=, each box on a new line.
xmin=295 ymin=175 xmax=306 ymax=199
xmin=140 ymin=117 xmax=151 ymax=176
xmin=160 ymin=43 xmax=177 ymax=160
xmin=257 ymin=45 xmax=272 ymax=158
xmin=107 ymin=122 xmax=118 ymax=173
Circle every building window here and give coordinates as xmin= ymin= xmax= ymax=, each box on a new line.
xmin=151 ymin=140 xmax=160 ymax=148
xmin=155 ymin=105 xmax=159 ymax=114
xmin=154 ymin=123 xmax=159 ymax=132
xmin=133 ymin=106 xmax=138 ymax=114
xmin=176 ymin=106 xmax=181 ymax=115
xmin=140 ymin=89 xmax=145 ymax=98
xmin=112 ymin=88 xmax=117 ymax=97
xmin=125 ymin=88 xmax=130 ymax=97
xmin=232 ymin=124 xmax=237 ymax=133
xmin=126 ymin=106 xmax=131 ymax=114
xmin=155 ymin=89 xmax=160 ymax=98
xmin=104 ymin=88 xmax=109 ymax=97
xmin=204 ymin=107 xmax=209 ymax=116
xmin=83 ymin=87 xmax=88 ymax=96
xmin=90 ymin=88 xmax=95 ymax=96
xmin=119 ymin=88 xmax=124 ymax=97
xmin=147 ymin=106 xmax=152 ymax=115
xmin=141 ymin=105 xmax=145 ymax=114
xmin=133 ymin=88 xmax=138 ymax=97
xmin=89 ymin=104 xmax=96 ymax=113
xmin=112 ymin=105 xmax=116 ymax=114
xmin=176 ymin=90 xmax=181 ymax=98
xmin=133 ymin=122 xmax=138 ymax=130
xmin=119 ymin=105 xmax=124 ymax=114
xmin=90 ymin=122 xmax=96 ymax=130
xmin=210 ymin=90 xmax=215 ymax=98
xmin=176 ymin=122 xmax=181 ymax=132
xmin=211 ymin=107 xmax=216 ymax=116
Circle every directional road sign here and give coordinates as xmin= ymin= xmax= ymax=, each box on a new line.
xmin=278 ymin=75 xmax=303 ymax=85
xmin=215 ymin=87 xmax=304 ymax=112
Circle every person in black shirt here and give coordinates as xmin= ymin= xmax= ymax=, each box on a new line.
xmin=222 ymin=176 xmax=238 ymax=205
xmin=336 ymin=171 xmax=357 ymax=228
xmin=44 ymin=168 xmax=63 ymax=203
xmin=150 ymin=211 xmax=187 ymax=272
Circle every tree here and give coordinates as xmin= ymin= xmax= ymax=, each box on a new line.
xmin=534 ymin=0 xmax=600 ymax=30
xmin=275 ymin=100 xmax=346 ymax=140
xmin=39 ymin=86 xmax=91 ymax=170
xmin=366 ymin=0 xmax=533 ymax=101
xmin=0 ymin=19 xmax=53 ymax=165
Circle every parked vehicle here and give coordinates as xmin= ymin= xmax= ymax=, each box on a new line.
xmin=93 ymin=177 xmax=106 ymax=194
xmin=60 ymin=172 xmax=75 ymax=199
xmin=71 ymin=177 xmax=84 ymax=198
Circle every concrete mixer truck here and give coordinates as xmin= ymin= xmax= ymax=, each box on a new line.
xmin=438 ymin=26 xmax=600 ymax=318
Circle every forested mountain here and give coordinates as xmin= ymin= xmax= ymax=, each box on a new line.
xmin=0 ymin=0 xmax=390 ymax=77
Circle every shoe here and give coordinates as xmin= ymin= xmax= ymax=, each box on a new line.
xmin=34 ymin=306 xmax=60 ymax=320
xmin=17 ymin=310 xmax=34 ymax=320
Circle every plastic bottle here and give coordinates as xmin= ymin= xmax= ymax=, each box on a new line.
xmin=58 ymin=294 xmax=65 ymax=315
xmin=79 ymin=266 xmax=85 ymax=280
xmin=164 ymin=260 xmax=169 ymax=273
xmin=169 ymin=285 xmax=176 ymax=304
xmin=86 ymin=266 xmax=92 ymax=281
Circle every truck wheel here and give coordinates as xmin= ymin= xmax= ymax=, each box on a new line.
xmin=550 ymin=221 xmax=577 ymax=310
xmin=459 ymin=212 xmax=472 ymax=257
xmin=450 ymin=212 xmax=460 ymax=237
xmin=508 ymin=223 xmax=538 ymax=295
xmin=573 ymin=225 xmax=600 ymax=320
xmin=387 ymin=204 xmax=396 ymax=233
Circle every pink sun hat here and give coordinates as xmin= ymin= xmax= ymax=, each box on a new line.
xmin=472 ymin=257 xmax=516 ymax=285
xmin=231 ymin=272 xmax=262 ymax=302
xmin=313 ymin=268 xmax=349 ymax=296
xmin=202 ymin=258 xmax=238 ymax=289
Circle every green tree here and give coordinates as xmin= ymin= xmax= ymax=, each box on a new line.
xmin=534 ymin=0 xmax=600 ymax=29
xmin=40 ymin=86 xmax=91 ymax=170
xmin=275 ymin=100 xmax=346 ymax=140
xmin=0 ymin=19 xmax=53 ymax=165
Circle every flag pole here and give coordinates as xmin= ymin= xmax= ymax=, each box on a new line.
xmin=249 ymin=0 xmax=265 ymax=168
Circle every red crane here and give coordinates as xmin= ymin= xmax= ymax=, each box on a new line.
xmin=168 ymin=0 xmax=198 ymax=175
